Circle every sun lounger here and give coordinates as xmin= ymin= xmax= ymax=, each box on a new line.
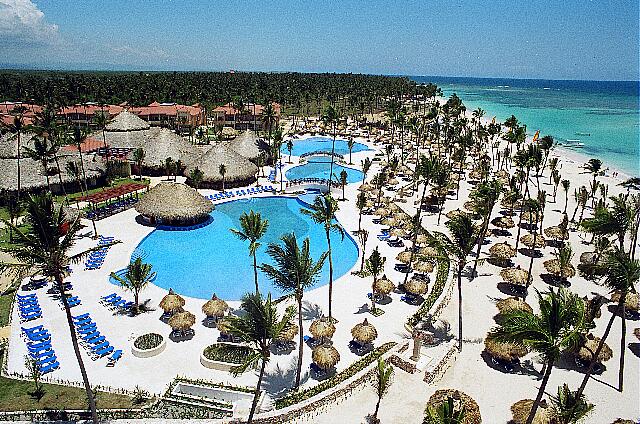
xmin=82 ymin=332 xmax=101 ymax=342
xmin=26 ymin=330 xmax=50 ymax=342
xmin=107 ymin=349 xmax=122 ymax=366
xmin=94 ymin=345 xmax=114 ymax=359
xmin=31 ymin=349 xmax=56 ymax=361
xmin=40 ymin=361 xmax=59 ymax=374
xmin=86 ymin=336 xmax=106 ymax=346
xmin=27 ymin=340 xmax=51 ymax=351
xmin=37 ymin=355 xmax=58 ymax=367
xmin=73 ymin=313 xmax=91 ymax=321
xmin=91 ymin=341 xmax=110 ymax=352
xmin=22 ymin=325 xmax=45 ymax=335
xmin=77 ymin=325 xmax=97 ymax=335
xmin=21 ymin=311 xmax=42 ymax=321
xmin=17 ymin=293 xmax=37 ymax=299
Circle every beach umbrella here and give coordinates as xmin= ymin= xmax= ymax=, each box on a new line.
xmin=501 ymin=196 xmax=520 ymax=209
xmin=496 ymin=297 xmax=533 ymax=315
xmin=374 ymin=207 xmax=390 ymax=217
xmin=489 ymin=242 xmax=516 ymax=260
xmin=579 ymin=251 xmax=598 ymax=265
xmin=426 ymin=390 xmax=482 ymax=424
xmin=484 ymin=337 xmax=528 ymax=361
xmin=575 ymin=334 xmax=613 ymax=363
xmin=611 ymin=291 xmax=639 ymax=312
xmin=159 ymin=288 xmax=185 ymax=313
xmin=168 ymin=311 xmax=196 ymax=330
xmin=414 ymin=260 xmax=435 ymax=274
xmin=380 ymin=217 xmax=397 ymax=227
xmin=312 ymin=344 xmax=340 ymax=370
xmin=416 ymin=234 xmax=429 ymax=245
xmin=491 ymin=216 xmax=515 ymax=229
xmin=351 ymin=318 xmax=378 ymax=344
xmin=387 ymin=178 xmax=399 ymax=186
xmin=494 ymin=170 xmax=510 ymax=179
xmin=544 ymin=226 xmax=569 ymax=240
xmin=500 ymin=267 xmax=530 ymax=286
xmin=359 ymin=183 xmax=373 ymax=192
xmin=520 ymin=233 xmax=546 ymax=249
xmin=463 ymin=201 xmax=477 ymax=213
xmin=404 ymin=278 xmax=428 ymax=296
xmin=381 ymin=196 xmax=393 ymax=204
xmin=446 ymin=209 xmax=468 ymax=220
xmin=388 ymin=203 xmax=402 ymax=212
xmin=275 ymin=324 xmax=299 ymax=342
xmin=396 ymin=251 xmax=413 ymax=263
xmin=201 ymin=294 xmax=229 ymax=318
xmin=390 ymin=228 xmax=407 ymax=237
xmin=373 ymin=275 xmax=396 ymax=295
xmin=543 ymin=259 xmax=576 ymax=279
xmin=394 ymin=211 xmax=411 ymax=221
xmin=310 ymin=318 xmax=336 ymax=340
xmin=511 ymin=399 xmax=556 ymax=424
xmin=419 ymin=246 xmax=440 ymax=258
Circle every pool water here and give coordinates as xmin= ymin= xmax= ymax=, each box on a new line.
xmin=283 ymin=136 xmax=371 ymax=157
xmin=127 ymin=196 xmax=359 ymax=300
xmin=286 ymin=160 xmax=364 ymax=184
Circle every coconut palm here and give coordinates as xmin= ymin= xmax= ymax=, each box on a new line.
xmin=2 ymin=111 xmax=26 ymax=201
xmin=424 ymin=396 xmax=466 ymax=424
xmin=230 ymin=210 xmax=270 ymax=294
xmin=338 ymin=169 xmax=348 ymax=200
xmin=22 ymin=137 xmax=56 ymax=191
xmin=581 ymin=195 xmax=633 ymax=252
xmin=65 ymin=161 xmax=83 ymax=196
xmin=189 ymin=168 xmax=204 ymax=191
xmin=219 ymin=163 xmax=227 ymax=192
xmin=300 ymin=193 xmax=344 ymax=321
xmin=286 ymin=138 xmax=294 ymax=163
xmin=550 ymin=384 xmax=593 ymax=424
xmin=67 ymin=126 xmax=90 ymax=194
xmin=3 ymin=193 xmax=23 ymax=243
xmin=583 ymin=158 xmax=603 ymax=187
xmin=371 ymin=358 xmax=394 ymax=423
xmin=109 ymin=258 xmax=156 ymax=313
xmin=561 ymin=180 xmax=571 ymax=214
xmin=322 ymin=105 xmax=341 ymax=189
xmin=222 ymin=292 xmax=294 ymax=424
xmin=347 ymin=138 xmax=356 ymax=164
xmin=361 ymin=157 xmax=373 ymax=185
xmin=133 ymin=147 xmax=145 ymax=180
xmin=364 ymin=247 xmax=386 ymax=314
xmin=575 ymin=247 xmax=639 ymax=397
xmin=272 ymin=126 xmax=284 ymax=191
xmin=259 ymin=234 xmax=327 ymax=389
xmin=489 ymin=288 xmax=586 ymax=424
xmin=470 ymin=179 xmax=502 ymax=278
xmin=356 ymin=191 xmax=368 ymax=233
xmin=0 ymin=193 xmax=120 ymax=424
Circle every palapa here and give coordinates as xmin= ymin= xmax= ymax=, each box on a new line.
xmin=511 ymin=399 xmax=556 ymax=424
xmin=544 ymin=226 xmax=569 ymax=240
xmin=426 ymin=389 xmax=482 ymax=424
xmin=489 ymin=242 xmax=516 ymax=259
xmin=491 ymin=216 xmax=515 ymax=229
xmin=416 ymin=234 xmax=429 ymax=245
xmin=309 ymin=318 xmax=336 ymax=339
xmin=359 ymin=183 xmax=373 ymax=192
xmin=373 ymin=275 xmax=395 ymax=295
xmin=543 ymin=259 xmax=576 ymax=278
xmin=396 ymin=251 xmax=413 ymax=263
xmin=500 ymin=267 xmax=530 ymax=286
xmin=374 ymin=207 xmax=391 ymax=217
xmin=276 ymin=324 xmax=299 ymax=342
xmin=312 ymin=344 xmax=340 ymax=369
xmin=419 ymin=246 xmax=440 ymax=258
xmin=135 ymin=182 xmax=213 ymax=223
xmin=106 ymin=110 xmax=150 ymax=131
xmin=351 ymin=318 xmax=378 ymax=344
xmin=227 ymin=130 xmax=262 ymax=160
xmin=575 ymin=335 xmax=613 ymax=362
xmin=446 ymin=209 xmax=468 ymax=220
xmin=414 ymin=260 xmax=435 ymax=274
xmin=201 ymin=294 xmax=229 ymax=318
xmin=610 ymin=291 xmax=639 ymax=312
xmin=484 ymin=337 xmax=528 ymax=361
xmin=380 ymin=217 xmax=397 ymax=227
xmin=496 ymin=297 xmax=533 ymax=315
xmin=185 ymin=143 xmax=258 ymax=186
xmin=168 ymin=310 xmax=196 ymax=330
xmin=159 ymin=289 xmax=185 ymax=312
xmin=520 ymin=233 xmax=546 ymax=249
xmin=404 ymin=278 xmax=428 ymax=296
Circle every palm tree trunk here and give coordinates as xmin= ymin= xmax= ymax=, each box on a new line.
xmin=373 ymin=396 xmax=382 ymax=420
xmin=328 ymin=126 xmax=336 ymax=189
xmin=252 ymin=252 xmax=259 ymax=294
xmin=619 ymin=302 xmax=626 ymax=392
xmin=327 ymin=231 xmax=334 ymax=321
xmin=526 ymin=360 xmax=554 ymax=424
xmin=247 ymin=357 xmax=266 ymax=423
xmin=55 ymin=274 xmax=98 ymax=424
xmin=371 ymin=277 xmax=377 ymax=312
xmin=53 ymin=153 xmax=67 ymax=197
xmin=457 ymin=264 xmax=463 ymax=351
xmin=295 ymin=295 xmax=303 ymax=389
xmin=471 ymin=220 xmax=488 ymax=278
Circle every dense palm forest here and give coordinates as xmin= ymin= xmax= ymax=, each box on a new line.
xmin=0 ymin=70 xmax=439 ymax=114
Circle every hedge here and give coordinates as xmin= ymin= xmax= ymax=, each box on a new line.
xmin=275 ymin=341 xmax=396 ymax=409
xmin=407 ymin=256 xmax=450 ymax=327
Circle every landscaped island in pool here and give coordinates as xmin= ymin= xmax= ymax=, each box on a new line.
xmin=128 ymin=196 xmax=359 ymax=300
xmin=283 ymin=136 xmax=371 ymax=157
xmin=286 ymin=159 xmax=364 ymax=184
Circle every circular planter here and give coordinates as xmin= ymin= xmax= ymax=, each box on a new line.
xmin=131 ymin=333 xmax=166 ymax=358
xmin=200 ymin=343 xmax=248 ymax=371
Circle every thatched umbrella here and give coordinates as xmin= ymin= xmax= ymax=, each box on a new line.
xmin=106 ymin=110 xmax=150 ymax=131
xmin=387 ymin=178 xmax=399 ymax=186
xmin=416 ymin=234 xmax=429 ymax=245
xmin=136 ymin=182 xmax=213 ymax=224
xmin=390 ymin=228 xmax=408 ymax=237
xmin=388 ymin=203 xmax=402 ymax=212
xmin=446 ymin=209 xmax=468 ymax=220
xmin=275 ymin=324 xmax=299 ymax=342
xmin=216 ymin=317 xmax=232 ymax=335
xmin=511 ymin=399 xmax=556 ymax=424
xmin=137 ymin=128 xmax=202 ymax=168
xmin=484 ymin=337 xmax=528 ymax=361
xmin=496 ymin=297 xmax=533 ymax=315
xmin=380 ymin=217 xmax=397 ymax=227
xmin=520 ymin=233 xmax=546 ymax=249
xmin=310 ymin=318 xmax=336 ymax=340
xmin=394 ymin=211 xmax=412 ymax=222
xmin=426 ymin=390 xmax=482 ymax=424
xmin=414 ymin=260 xmax=435 ymax=274
xmin=185 ymin=143 xmax=258 ymax=187
xmin=359 ymin=183 xmax=373 ymax=192
xmin=500 ymin=267 xmax=530 ymax=286
xmin=489 ymin=242 xmax=516 ymax=260
xmin=543 ymin=259 xmax=576 ymax=279
xmin=544 ymin=226 xmax=569 ymax=240
xmin=373 ymin=275 xmax=395 ymax=295
xmin=201 ymin=294 xmax=229 ymax=318
xmin=463 ymin=201 xmax=477 ymax=212
xmin=396 ymin=250 xmax=413 ymax=264
xmin=312 ymin=344 xmax=340 ymax=369
xmin=404 ymin=278 xmax=428 ymax=296
xmin=575 ymin=334 xmax=613 ymax=363
xmin=351 ymin=318 xmax=378 ymax=344
xmin=520 ymin=211 xmax=539 ymax=223
xmin=611 ymin=291 xmax=639 ymax=312
xmin=374 ymin=207 xmax=391 ymax=217
xmin=168 ymin=310 xmax=196 ymax=330
xmin=579 ymin=251 xmax=598 ymax=265
xmin=159 ymin=289 xmax=185 ymax=313
xmin=491 ymin=216 xmax=515 ymax=229
xmin=419 ymin=246 xmax=439 ymax=258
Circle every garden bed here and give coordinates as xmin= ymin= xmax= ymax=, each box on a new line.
xmin=200 ymin=343 xmax=251 ymax=371
xmin=132 ymin=333 xmax=166 ymax=358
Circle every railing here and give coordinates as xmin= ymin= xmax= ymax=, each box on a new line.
xmin=286 ymin=178 xmax=341 ymax=189
xmin=299 ymin=150 xmax=345 ymax=159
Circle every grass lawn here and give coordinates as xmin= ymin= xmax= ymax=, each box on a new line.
xmin=0 ymin=287 xmax=15 ymax=327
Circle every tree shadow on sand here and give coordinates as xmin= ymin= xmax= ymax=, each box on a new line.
xmin=261 ymin=360 xmax=307 ymax=397
xmin=301 ymin=301 xmax=323 ymax=321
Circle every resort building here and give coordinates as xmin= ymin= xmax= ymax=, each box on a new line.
xmin=59 ymin=103 xmax=125 ymax=126
xmin=210 ymin=102 xmax=281 ymax=131
xmin=130 ymin=102 xmax=206 ymax=133
xmin=0 ymin=101 xmax=42 ymax=127
xmin=135 ymin=182 xmax=213 ymax=226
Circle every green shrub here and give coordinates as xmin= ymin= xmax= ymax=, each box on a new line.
xmin=407 ymin=257 xmax=450 ymax=327
xmin=275 ymin=342 xmax=396 ymax=409
xmin=134 ymin=333 xmax=163 ymax=350
xmin=202 ymin=344 xmax=251 ymax=365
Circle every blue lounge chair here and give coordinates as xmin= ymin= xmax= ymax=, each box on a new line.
xmin=107 ymin=349 xmax=122 ymax=367
xmin=78 ymin=325 xmax=97 ymax=335
xmin=17 ymin=293 xmax=37 ymax=299
xmin=76 ymin=320 xmax=95 ymax=330
xmin=22 ymin=325 xmax=45 ymax=335
xmin=87 ymin=336 xmax=106 ymax=346
xmin=95 ymin=345 xmax=114 ymax=358
xmin=31 ymin=350 xmax=55 ymax=361
xmin=27 ymin=340 xmax=51 ymax=351
xmin=37 ymin=356 xmax=57 ymax=367
xmin=91 ymin=341 xmax=110 ymax=352
xmin=40 ymin=361 xmax=59 ymax=374
xmin=104 ymin=296 xmax=122 ymax=306
xmin=82 ymin=332 xmax=101 ymax=343
xmin=21 ymin=312 xmax=42 ymax=321
xmin=112 ymin=299 xmax=128 ymax=309
xmin=26 ymin=331 xmax=50 ymax=342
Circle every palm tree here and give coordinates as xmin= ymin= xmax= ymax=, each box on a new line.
xmin=561 ymin=180 xmax=571 ymax=214
xmin=0 ymin=193 xmax=120 ymax=424
xmin=371 ymin=358 xmax=393 ymax=423
xmin=109 ymin=258 xmax=156 ymax=313
xmin=356 ymin=191 xmax=368 ymax=233
xmin=230 ymin=210 xmax=270 ymax=294
xmin=364 ymin=247 xmax=386 ymax=314
xmin=219 ymin=163 xmax=227 ymax=192
xmin=259 ymin=234 xmax=327 ymax=389
xmin=65 ymin=161 xmax=83 ymax=196
xmin=93 ymin=111 xmax=109 ymax=152
xmin=575 ymin=247 xmax=639 ymax=397
xmin=23 ymin=137 xmax=56 ymax=191
xmin=322 ymin=105 xmax=341 ymax=189
xmin=262 ymin=102 xmax=276 ymax=144
xmin=3 ymin=193 xmax=22 ymax=243
xmin=222 ymin=292 xmax=294 ymax=423
xmin=272 ymin=126 xmax=284 ymax=191
xmin=347 ymin=138 xmax=356 ymax=164
xmin=300 ymin=194 xmax=344 ymax=321
xmin=583 ymin=158 xmax=603 ymax=189
xmin=286 ymin=138 xmax=294 ymax=163
xmin=338 ymin=169 xmax=348 ymax=200
xmin=489 ymin=288 xmax=585 ymax=424
xmin=133 ymin=147 xmax=145 ymax=180
xmin=361 ymin=157 xmax=373 ymax=185
xmin=69 ymin=126 xmax=90 ymax=194
xmin=3 ymin=112 xmax=26 ymax=202
xmin=581 ymin=195 xmax=633 ymax=252
xmin=524 ymin=199 xmax=541 ymax=285
xmin=189 ymin=168 xmax=204 ymax=191
xmin=424 ymin=396 xmax=466 ymax=424
xmin=470 ymin=179 xmax=502 ymax=278
xmin=549 ymin=384 xmax=593 ymax=424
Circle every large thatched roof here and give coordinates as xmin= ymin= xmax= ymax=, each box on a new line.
xmin=227 ymin=130 xmax=262 ymax=160
xmin=0 ymin=132 xmax=38 ymax=158
xmin=135 ymin=182 xmax=213 ymax=222
xmin=184 ymin=143 xmax=258 ymax=184
xmin=106 ymin=110 xmax=150 ymax=131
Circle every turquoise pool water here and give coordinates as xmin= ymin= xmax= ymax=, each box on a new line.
xmin=286 ymin=160 xmax=364 ymax=183
xmin=283 ymin=136 xmax=371 ymax=157
xmin=126 ymin=196 xmax=359 ymax=300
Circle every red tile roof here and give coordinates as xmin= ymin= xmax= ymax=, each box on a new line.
xmin=62 ymin=137 xmax=105 ymax=153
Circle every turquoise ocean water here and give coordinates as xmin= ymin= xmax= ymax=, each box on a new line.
xmin=411 ymin=76 xmax=639 ymax=176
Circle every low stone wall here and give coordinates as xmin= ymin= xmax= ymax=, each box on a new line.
xmin=423 ymin=344 xmax=458 ymax=385
xmin=131 ymin=337 xmax=166 ymax=358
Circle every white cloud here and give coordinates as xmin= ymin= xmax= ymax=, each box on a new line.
xmin=0 ymin=0 xmax=59 ymax=44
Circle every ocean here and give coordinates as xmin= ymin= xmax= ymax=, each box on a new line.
xmin=410 ymin=76 xmax=640 ymax=177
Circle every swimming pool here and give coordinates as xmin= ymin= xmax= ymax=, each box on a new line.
xmin=124 ymin=197 xmax=359 ymax=300
xmin=283 ymin=136 xmax=371 ymax=157
xmin=286 ymin=160 xmax=364 ymax=184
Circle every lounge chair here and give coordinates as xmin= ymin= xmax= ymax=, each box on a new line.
xmin=37 ymin=355 xmax=58 ymax=367
xmin=27 ymin=340 xmax=51 ymax=351
xmin=21 ymin=311 xmax=42 ymax=321
xmin=87 ymin=336 xmax=106 ymax=346
xmin=31 ymin=350 xmax=56 ymax=361
xmin=22 ymin=325 xmax=45 ymax=335
xmin=82 ymin=332 xmax=101 ymax=343
xmin=94 ymin=345 xmax=114 ymax=359
xmin=73 ymin=313 xmax=91 ymax=321
xmin=91 ymin=341 xmax=110 ymax=352
xmin=26 ymin=331 xmax=50 ymax=342
xmin=107 ymin=349 xmax=123 ymax=367
xmin=40 ymin=361 xmax=59 ymax=374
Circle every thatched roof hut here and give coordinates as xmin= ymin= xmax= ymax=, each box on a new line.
xmin=520 ymin=233 xmax=546 ymax=249
xmin=275 ymin=324 xmax=299 ymax=342
xmin=426 ymin=389 xmax=482 ymax=424
xmin=135 ymin=182 xmax=213 ymax=225
xmin=312 ymin=344 xmax=340 ymax=369
xmin=310 ymin=317 xmax=336 ymax=340
xmin=574 ymin=334 xmax=613 ymax=363
xmin=543 ymin=259 xmax=576 ymax=279
xmin=484 ymin=336 xmax=528 ymax=361
xmin=496 ymin=297 xmax=533 ymax=315
xmin=168 ymin=310 xmax=196 ymax=330
xmin=227 ymin=130 xmax=263 ymax=161
xmin=491 ymin=216 xmax=515 ymax=229
xmin=106 ymin=110 xmax=150 ymax=131
xmin=489 ymin=242 xmax=516 ymax=259
xmin=500 ymin=267 xmax=530 ymax=286
xmin=414 ymin=260 xmax=435 ymax=274
xmin=202 ymin=294 xmax=229 ymax=318
xmin=404 ymin=278 xmax=428 ymax=296
xmin=351 ymin=318 xmax=378 ymax=344
xmin=373 ymin=275 xmax=395 ymax=295
xmin=611 ymin=291 xmax=639 ymax=312
xmin=184 ymin=144 xmax=258 ymax=189
xmin=510 ymin=399 xmax=556 ymax=424
xmin=159 ymin=289 xmax=185 ymax=312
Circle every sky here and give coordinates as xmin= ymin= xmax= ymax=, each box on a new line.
xmin=0 ymin=0 xmax=638 ymax=80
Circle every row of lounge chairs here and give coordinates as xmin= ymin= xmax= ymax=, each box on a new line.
xmin=21 ymin=325 xmax=59 ymax=374
xmin=72 ymin=313 xmax=122 ymax=365
xmin=377 ymin=230 xmax=405 ymax=247
xmin=206 ymin=185 xmax=274 ymax=202
xmin=100 ymin=293 xmax=134 ymax=312
xmin=85 ymin=236 xmax=115 ymax=270
xmin=86 ymin=197 xmax=138 ymax=221
xmin=17 ymin=293 xmax=42 ymax=322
